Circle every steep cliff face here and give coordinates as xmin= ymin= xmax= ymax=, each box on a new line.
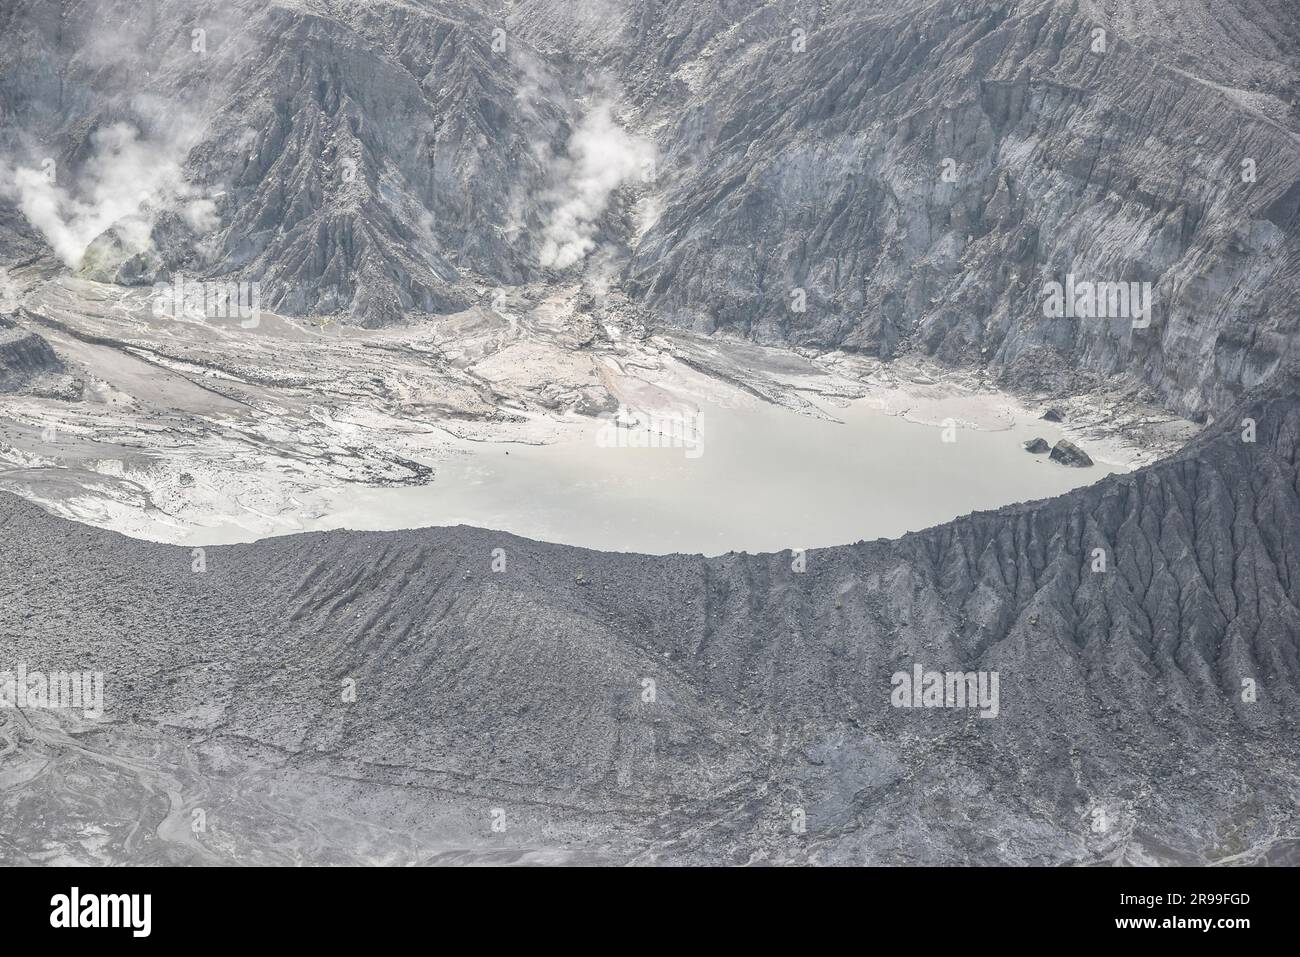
xmin=3 ymin=371 xmax=1297 ymax=864
xmin=0 ymin=0 xmax=568 ymax=324
xmin=4 ymin=0 xmax=1296 ymax=412
xmin=190 ymin=0 xmax=565 ymax=324
xmin=616 ymin=0 xmax=1300 ymax=416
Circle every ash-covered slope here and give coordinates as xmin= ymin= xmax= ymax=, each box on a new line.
xmin=3 ymin=372 xmax=1298 ymax=864
xmin=614 ymin=0 xmax=1300 ymax=416
xmin=4 ymin=0 xmax=1297 ymax=414
xmin=0 ymin=0 xmax=570 ymax=324
xmin=0 ymin=311 xmax=77 ymax=397
xmin=0 ymin=315 xmax=59 ymax=389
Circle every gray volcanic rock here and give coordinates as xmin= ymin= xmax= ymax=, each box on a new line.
xmin=1024 ymin=437 xmax=1050 ymax=453
xmin=3 ymin=0 xmax=1299 ymax=871
xmin=77 ymin=208 xmax=212 ymax=286
xmin=0 ymin=0 xmax=570 ymax=324
xmin=2 ymin=0 xmax=1297 ymax=414
xmin=609 ymin=0 xmax=1300 ymax=417
xmin=1049 ymin=438 xmax=1094 ymax=466
xmin=1041 ymin=408 xmax=1065 ymax=423
xmin=3 ymin=372 xmax=1298 ymax=865
xmin=0 ymin=311 xmax=64 ymax=393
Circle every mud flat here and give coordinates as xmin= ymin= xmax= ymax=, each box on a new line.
xmin=304 ymin=393 xmax=1127 ymax=555
xmin=0 ymin=278 xmax=1175 ymax=552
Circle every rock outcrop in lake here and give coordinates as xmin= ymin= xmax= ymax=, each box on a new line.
xmin=1049 ymin=438 xmax=1093 ymax=466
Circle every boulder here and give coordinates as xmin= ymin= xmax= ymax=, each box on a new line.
xmin=0 ymin=316 xmax=65 ymax=393
xmin=1049 ymin=439 xmax=1093 ymax=467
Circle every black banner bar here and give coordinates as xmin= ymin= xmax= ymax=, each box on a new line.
xmin=2 ymin=865 xmax=1285 ymax=943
